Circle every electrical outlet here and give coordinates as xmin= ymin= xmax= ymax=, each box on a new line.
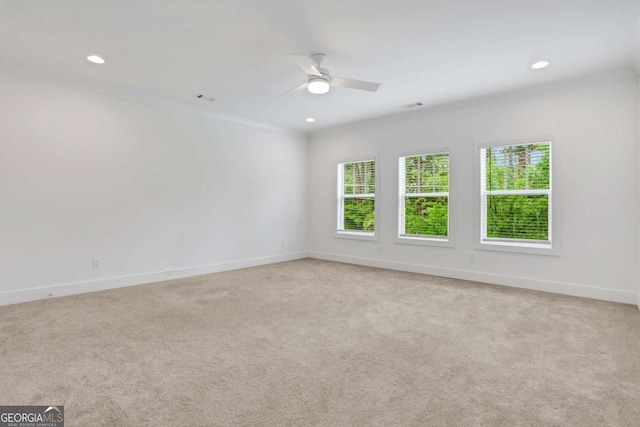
xmin=468 ymin=252 xmax=476 ymax=262
xmin=92 ymin=257 xmax=101 ymax=269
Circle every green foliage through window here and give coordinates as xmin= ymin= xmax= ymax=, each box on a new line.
xmin=485 ymin=143 xmax=550 ymax=191
xmin=339 ymin=160 xmax=375 ymax=233
xmin=482 ymin=142 xmax=551 ymax=242
xmin=404 ymin=197 xmax=448 ymax=237
xmin=343 ymin=161 xmax=375 ymax=195
xmin=400 ymin=153 xmax=449 ymax=238
xmin=486 ymin=195 xmax=549 ymax=240
xmin=343 ymin=198 xmax=375 ymax=231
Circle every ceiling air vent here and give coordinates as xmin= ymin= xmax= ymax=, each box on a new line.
xmin=194 ymin=94 xmax=215 ymax=102
xmin=403 ymin=102 xmax=424 ymax=109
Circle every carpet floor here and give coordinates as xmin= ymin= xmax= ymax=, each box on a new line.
xmin=0 ymin=259 xmax=639 ymax=426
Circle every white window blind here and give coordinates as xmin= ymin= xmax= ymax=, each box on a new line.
xmin=399 ymin=152 xmax=449 ymax=239
xmin=337 ymin=160 xmax=375 ymax=234
xmin=480 ymin=141 xmax=551 ymax=247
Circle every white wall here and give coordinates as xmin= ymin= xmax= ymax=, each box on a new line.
xmin=2 ymin=70 xmax=638 ymax=307
xmin=309 ymin=72 xmax=639 ymax=304
xmin=0 ymin=72 xmax=308 ymax=305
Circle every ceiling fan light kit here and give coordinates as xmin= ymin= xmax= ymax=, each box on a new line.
xmin=307 ymin=54 xmax=330 ymax=94
xmin=308 ymin=67 xmax=331 ymax=94
xmin=308 ymin=78 xmax=330 ymax=94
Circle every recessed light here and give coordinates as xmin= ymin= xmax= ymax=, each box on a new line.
xmin=531 ymin=61 xmax=549 ymax=69
xmin=87 ymin=55 xmax=105 ymax=64
xmin=306 ymin=118 xmax=315 ymax=123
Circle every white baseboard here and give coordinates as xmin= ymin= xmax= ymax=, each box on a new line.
xmin=0 ymin=252 xmax=310 ymax=307
xmin=309 ymin=251 xmax=637 ymax=305
xmin=3 ymin=251 xmax=636 ymax=308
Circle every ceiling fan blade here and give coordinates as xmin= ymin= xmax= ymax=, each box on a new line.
xmin=331 ymin=76 xmax=380 ymax=92
xmin=277 ymin=81 xmax=307 ymax=98
xmin=288 ymin=54 xmax=322 ymax=77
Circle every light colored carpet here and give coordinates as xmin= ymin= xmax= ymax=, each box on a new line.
xmin=0 ymin=259 xmax=639 ymax=426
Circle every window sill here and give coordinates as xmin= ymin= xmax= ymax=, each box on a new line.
xmin=475 ymin=239 xmax=559 ymax=256
xmin=395 ymin=236 xmax=453 ymax=248
xmin=335 ymin=231 xmax=378 ymax=242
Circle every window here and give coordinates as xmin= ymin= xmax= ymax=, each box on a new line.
xmin=337 ymin=160 xmax=376 ymax=236
xmin=398 ymin=152 xmax=450 ymax=242
xmin=480 ymin=141 xmax=552 ymax=249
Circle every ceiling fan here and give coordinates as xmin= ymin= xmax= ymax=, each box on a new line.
xmin=278 ymin=53 xmax=381 ymax=97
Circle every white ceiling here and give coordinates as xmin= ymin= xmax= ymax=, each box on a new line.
xmin=1 ymin=0 xmax=639 ymax=132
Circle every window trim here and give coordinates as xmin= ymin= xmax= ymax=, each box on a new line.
xmin=395 ymin=149 xmax=454 ymax=248
xmin=335 ymin=156 xmax=379 ymax=242
xmin=474 ymin=137 xmax=560 ymax=256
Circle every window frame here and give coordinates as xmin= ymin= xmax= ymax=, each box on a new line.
xmin=474 ymin=137 xmax=559 ymax=256
xmin=396 ymin=149 xmax=454 ymax=248
xmin=335 ymin=156 xmax=379 ymax=241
